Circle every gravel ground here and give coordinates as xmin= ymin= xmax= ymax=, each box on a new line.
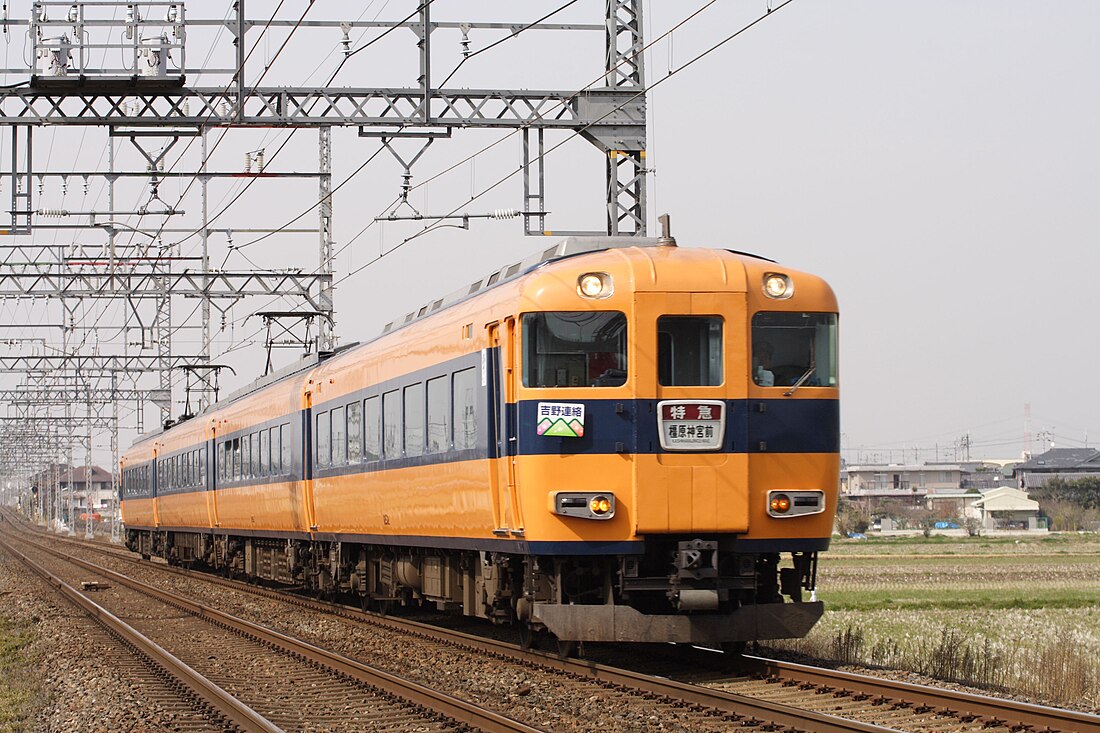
xmin=0 ymin=542 xmax=212 ymax=732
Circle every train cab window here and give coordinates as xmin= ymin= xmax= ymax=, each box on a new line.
xmin=382 ymin=390 xmax=401 ymax=459
xmin=453 ymin=368 xmax=478 ymax=451
xmin=364 ymin=397 xmax=381 ymax=461
xmin=426 ymin=376 xmax=450 ymax=454
xmin=316 ymin=411 xmax=331 ymax=468
xmin=521 ymin=311 xmax=627 ymax=388
xmin=657 ymin=316 xmax=723 ymax=386
xmin=332 ymin=405 xmax=347 ymax=466
xmin=752 ymin=312 xmax=838 ymax=388
xmin=404 ymin=383 xmax=425 ymax=457
xmin=347 ymin=402 xmax=362 ymax=463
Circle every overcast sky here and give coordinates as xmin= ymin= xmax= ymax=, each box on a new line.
xmin=0 ymin=1 xmax=1096 ymax=467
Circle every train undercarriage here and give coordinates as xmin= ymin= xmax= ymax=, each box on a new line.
xmin=127 ymin=529 xmax=822 ymax=653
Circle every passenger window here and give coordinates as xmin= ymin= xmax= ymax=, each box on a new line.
xmin=280 ymin=425 xmax=291 ymax=475
xmin=426 ymin=376 xmax=450 ymax=453
xmin=404 ymin=383 xmax=424 ymax=457
xmin=200 ymin=447 xmax=206 ymax=485
xmin=752 ymin=312 xmax=838 ymax=388
xmin=347 ymin=402 xmax=362 ymax=463
xmin=316 ymin=411 xmax=331 ymax=468
xmin=382 ymin=390 xmax=401 ymax=458
xmin=332 ymin=405 xmax=347 ymax=466
xmin=260 ymin=430 xmax=270 ymax=475
xmin=453 ymin=368 xmax=478 ymax=450
xmin=364 ymin=397 xmax=381 ymax=461
xmin=250 ymin=433 xmax=260 ymax=477
xmin=657 ymin=316 xmax=723 ymax=386
xmin=522 ymin=311 xmax=627 ymax=387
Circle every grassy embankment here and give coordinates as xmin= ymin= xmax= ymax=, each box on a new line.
xmin=0 ymin=615 xmax=36 ymax=733
xmin=768 ymin=533 xmax=1100 ymax=709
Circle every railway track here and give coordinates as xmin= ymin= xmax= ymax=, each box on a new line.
xmin=8 ymin=515 xmax=1100 ymax=733
xmin=0 ymin=531 xmax=541 ymax=733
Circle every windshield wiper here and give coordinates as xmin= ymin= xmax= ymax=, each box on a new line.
xmin=784 ymin=361 xmax=816 ymax=396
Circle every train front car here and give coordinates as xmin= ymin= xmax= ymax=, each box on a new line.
xmin=511 ymin=240 xmax=839 ymax=649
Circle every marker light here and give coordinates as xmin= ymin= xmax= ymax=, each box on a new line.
xmin=578 ymin=272 xmax=612 ymax=299
xmin=769 ymin=493 xmax=791 ymax=513
xmin=590 ymin=496 xmax=612 ymax=515
xmin=763 ymin=273 xmax=793 ymax=299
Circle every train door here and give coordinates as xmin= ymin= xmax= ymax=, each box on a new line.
xmin=632 ymin=291 xmax=749 ymax=534
xmin=206 ymin=429 xmax=220 ymax=529
xmin=487 ymin=318 xmax=523 ymax=535
xmin=151 ymin=445 xmax=161 ymax=529
xmin=302 ymin=391 xmax=318 ymax=533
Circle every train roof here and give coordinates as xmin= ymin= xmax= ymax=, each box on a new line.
xmin=134 ymin=236 xmax=776 ymax=449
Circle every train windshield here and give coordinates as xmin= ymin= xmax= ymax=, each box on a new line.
xmin=522 ymin=311 xmax=627 ymax=387
xmin=752 ymin=312 xmax=837 ymax=388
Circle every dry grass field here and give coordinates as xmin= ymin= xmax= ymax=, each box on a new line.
xmin=768 ymin=533 xmax=1100 ymax=709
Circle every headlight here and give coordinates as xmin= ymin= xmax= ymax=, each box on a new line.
xmin=577 ymin=272 xmax=612 ymax=299
xmin=769 ymin=493 xmax=791 ymax=513
xmin=551 ymin=491 xmax=616 ymax=520
xmin=763 ymin=273 xmax=793 ymax=299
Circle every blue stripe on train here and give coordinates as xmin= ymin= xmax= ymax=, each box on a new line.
xmin=511 ymin=398 xmax=839 ymax=456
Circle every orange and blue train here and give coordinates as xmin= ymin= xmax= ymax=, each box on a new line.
xmin=121 ymin=233 xmax=839 ymax=651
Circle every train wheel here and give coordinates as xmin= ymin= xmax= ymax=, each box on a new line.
xmin=556 ymin=639 xmax=579 ymax=659
xmin=518 ymin=622 xmax=542 ymax=651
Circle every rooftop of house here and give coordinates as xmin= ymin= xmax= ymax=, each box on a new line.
xmin=1015 ymin=448 xmax=1100 ymax=472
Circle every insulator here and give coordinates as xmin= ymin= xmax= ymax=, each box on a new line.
xmin=490 ymin=208 xmax=519 ymax=220
xmin=36 ymin=209 xmax=69 ymax=218
xmin=82 ymin=175 xmax=88 ymax=195
xmin=60 ymin=176 xmax=68 ymax=195
xmin=243 ymin=152 xmax=252 ymax=173
xmin=165 ymin=5 xmax=177 ymax=23
xmin=255 ymin=150 xmax=264 ymax=171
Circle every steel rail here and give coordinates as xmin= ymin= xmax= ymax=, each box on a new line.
xmin=13 ymin=527 xmax=898 ymax=733
xmin=740 ymin=655 xmax=1100 ymax=733
xmin=0 ymin=537 xmax=283 ymax=733
xmin=26 ymin=521 xmax=1100 ymax=733
xmin=9 ymin=530 xmax=544 ymax=733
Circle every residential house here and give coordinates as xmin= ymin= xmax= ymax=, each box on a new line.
xmin=1013 ymin=448 xmax=1100 ymax=489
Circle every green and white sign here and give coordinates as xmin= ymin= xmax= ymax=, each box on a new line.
xmin=536 ymin=402 xmax=585 ymax=438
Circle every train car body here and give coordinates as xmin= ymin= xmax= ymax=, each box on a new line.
xmin=121 ymin=236 xmax=840 ymax=649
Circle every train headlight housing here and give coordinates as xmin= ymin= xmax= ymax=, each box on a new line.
xmin=578 ymin=272 xmax=612 ymax=299
xmin=767 ymin=490 xmax=826 ymax=518
xmin=763 ymin=273 xmax=793 ymax=299
xmin=551 ymin=491 xmax=616 ymax=519
xmin=770 ymin=493 xmax=791 ymax=514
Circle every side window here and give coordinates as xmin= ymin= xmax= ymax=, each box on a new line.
xmin=331 ymin=405 xmax=347 ymax=466
xmin=232 ymin=437 xmax=241 ymax=480
xmin=316 ymin=411 xmax=331 ymax=469
xmin=269 ymin=428 xmax=280 ymax=474
xmin=426 ymin=375 xmax=450 ymax=454
xmin=281 ymin=424 xmax=291 ymax=475
xmin=347 ymin=401 xmax=362 ymax=463
xmin=453 ymin=368 xmax=478 ymax=451
xmin=241 ymin=435 xmax=251 ymax=479
xmin=200 ymin=446 xmax=206 ymax=485
xmin=382 ymin=390 xmax=401 ymax=458
xmin=364 ymin=397 xmax=381 ymax=461
xmin=260 ymin=430 xmax=270 ymax=476
xmin=251 ymin=433 xmax=260 ymax=477
xmin=404 ymin=383 xmax=424 ymax=457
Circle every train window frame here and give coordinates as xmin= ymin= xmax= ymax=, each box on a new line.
xmin=316 ymin=411 xmax=331 ymax=469
xmin=331 ymin=404 xmax=347 ymax=467
xmin=657 ymin=315 xmax=724 ymax=387
xmin=382 ymin=390 xmax=402 ymax=459
xmin=364 ymin=396 xmax=381 ymax=462
xmin=426 ymin=375 xmax=450 ymax=454
xmin=259 ymin=430 xmax=270 ymax=476
xmin=404 ymin=382 xmax=425 ymax=458
xmin=521 ymin=311 xmax=628 ymax=388
xmin=347 ymin=401 xmax=363 ymax=463
xmin=751 ymin=311 xmax=838 ymax=389
xmin=452 ymin=367 xmax=478 ymax=451
xmin=281 ymin=424 xmax=291 ymax=476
